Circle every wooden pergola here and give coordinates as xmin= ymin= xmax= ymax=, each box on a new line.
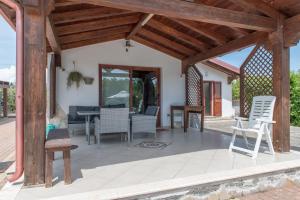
xmin=0 ymin=0 xmax=300 ymax=186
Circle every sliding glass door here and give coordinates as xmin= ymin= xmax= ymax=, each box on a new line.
xmin=101 ymin=67 xmax=130 ymax=108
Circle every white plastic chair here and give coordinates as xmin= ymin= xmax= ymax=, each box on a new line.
xmin=229 ymin=96 xmax=276 ymax=159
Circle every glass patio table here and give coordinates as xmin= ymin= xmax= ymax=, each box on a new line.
xmin=77 ymin=111 xmax=100 ymax=145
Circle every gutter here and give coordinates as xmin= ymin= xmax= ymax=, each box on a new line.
xmin=0 ymin=0 xmax=24 ymax=182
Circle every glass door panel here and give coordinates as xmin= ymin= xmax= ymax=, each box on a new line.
xmin=204 ymin=82 xmax=211 ymax=115
xmin=102 ymin=68 xmax=130 ymax=108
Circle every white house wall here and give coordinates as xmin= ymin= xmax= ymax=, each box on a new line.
xmin=55 ymin=39 xmax=234 ymax=127
xmin=196 ymin=63 xmax=235 ymax=117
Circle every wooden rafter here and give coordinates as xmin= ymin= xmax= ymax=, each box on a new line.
xmin=52 ymin=7 xmax=133 ymax=25
xmin=0 ymin=2 xmax=16 ymax=30
xmin=60 ymin=25 xmax=132 ymax=44
xmin=183 ymin=31 xmax=267 ymax=66
xmin=139 ymin=28 xmax=196 ymax=55
xmin=61 ymin=33 xmax=127 ymax=50
xmin=173 ymin=19 xmax=228 ymax=45
xmin=147 ymin=19 xmax=209 ymax=52
xmin=132 ymin=35 xmax=185 ymax=59
xmin=126 ymin=13 xmax=154 ymax=40
xmin=228 ymin=0 xmax=282 ymax=19
xmin=56 ymin=14 xmax=140 ymax=36
xmin=70 ymin=0 xmax=277 ymax=31
xmin=284 ymin=14 xmax=300 ymax=47
xmin=46 ymin=16 xmax=61 ymax=53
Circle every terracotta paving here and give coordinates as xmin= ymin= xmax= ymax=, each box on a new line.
xmin=239 ymin=182 xmax=300 ymax=200
xmin=0 ymin=118 xmax=15 ymax=162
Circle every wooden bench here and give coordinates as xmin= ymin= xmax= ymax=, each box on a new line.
xmin=45 ymin=128 xmax=75 ymax=188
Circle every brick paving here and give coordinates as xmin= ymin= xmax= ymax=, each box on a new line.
xmin=0 ymin=118 xmax=15 ymax=162
xmin=239 ymin=182 xmax=300 ymax=200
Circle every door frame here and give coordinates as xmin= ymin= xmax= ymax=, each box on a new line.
xmin=99 ymin=64 xmax=161 ymax=126
xmin=203 ymin=81 xmax=222 ymax=116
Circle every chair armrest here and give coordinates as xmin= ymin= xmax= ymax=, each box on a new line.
xmin=234 ymin=117 xmax=248 ymax=121
xmin=256 ymin=118 xmax=276 ymax=124
xmin=132 ymin=115 xmax=156 ymax=121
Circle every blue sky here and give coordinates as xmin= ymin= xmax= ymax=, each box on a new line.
xmin=0 ymin=15 xmax=299 ymax=75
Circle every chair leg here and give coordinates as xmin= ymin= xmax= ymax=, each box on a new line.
xmin=252 ymin=132 xmax=263 ymax=159
xmin=266 ymin=132 xmax=275 ymax=155
xmin=97 ymin=134 xmax=101 ymax=145
xmin=229 ymin=130 xmax=237 ymax=152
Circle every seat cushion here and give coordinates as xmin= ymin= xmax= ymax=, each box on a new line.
xmin=145 ymin=106 xmax=158 ymax=116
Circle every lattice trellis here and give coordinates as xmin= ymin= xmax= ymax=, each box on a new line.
xmin=240 ymin=44 xmax=273 ymax=117
xmin=186 ymin=65 xmax=204 ymax=107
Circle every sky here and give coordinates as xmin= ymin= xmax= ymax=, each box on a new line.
xmin=0 ymin=15 xmax=299 ymax=82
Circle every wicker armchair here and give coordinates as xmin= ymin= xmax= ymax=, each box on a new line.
xmin=94 ymin=108 xmax=130 ymax=144
xmin=131 ymin=106 xmax=160 ymax=140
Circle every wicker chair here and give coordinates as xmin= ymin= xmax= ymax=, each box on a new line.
xmin=131 ymin=106 xmax=160 ymax=140
xmin=94 ymin=108 xmax=130 ymax=144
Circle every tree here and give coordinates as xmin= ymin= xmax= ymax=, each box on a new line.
xmin=290 ymin=71 xmax=300 ymax=126
xmin=232 ymin=79 xmax=240 ymax=100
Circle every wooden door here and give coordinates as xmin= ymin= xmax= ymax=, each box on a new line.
xmin=213 ymin=82 xmax=222 ymax=116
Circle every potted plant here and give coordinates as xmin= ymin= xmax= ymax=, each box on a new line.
xmin=83 ymin=77 xmax=94 ymax=85
xmin=67 ymin=71 xmax=84 ymax=88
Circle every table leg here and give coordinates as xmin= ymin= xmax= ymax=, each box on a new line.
xmin=201 ymin=110 xmax=204 ymax=132
xmin=45 ymin=151 xmax=54 ymax=188
xmin=184 ymin=110 xmax=188 ymax=132
xmin=170 ymin=107 xmax=174 ymax=129
xmin=86 ymin=115 xmax=91 ymax=145
xmin=63 ymin=150 xmax=72 ymax=185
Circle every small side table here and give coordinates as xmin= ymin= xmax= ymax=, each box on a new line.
xmin=170 ymin=105 xmax=204 ymax=132
xmin=45 ymin=129 xmax=76 ymax=188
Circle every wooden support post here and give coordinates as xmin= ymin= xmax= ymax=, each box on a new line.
xmin=23 ymin=0 xmax=47 ymax=186
xmin=270 ymin=16 xmax=290 ymax=152
xmin=3 ymin=88 xmax=8 ymax=117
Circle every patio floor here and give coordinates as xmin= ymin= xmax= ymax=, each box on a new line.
xmin=12 ymin=126 xmax=300 ymax=200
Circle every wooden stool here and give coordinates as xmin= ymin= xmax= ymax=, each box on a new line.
xmin=45 ymin=129 xmax=76 ymax=188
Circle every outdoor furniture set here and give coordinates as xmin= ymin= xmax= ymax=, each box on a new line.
xmin=68 ymin=105 xmax=160 ymax=145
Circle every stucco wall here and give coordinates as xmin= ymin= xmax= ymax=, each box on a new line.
xmin=54 ymin=39 xmax=234 ymax=127
xmin=196 ymin=63 xmax=235 ymax=117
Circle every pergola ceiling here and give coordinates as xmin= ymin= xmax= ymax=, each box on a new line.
xmin=1 ymin=0 xmax=300 ymax=63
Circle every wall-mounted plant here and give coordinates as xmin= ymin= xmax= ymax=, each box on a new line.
xmin=67 ymin=61 xmax=84 ymax=88
xmin=83 ymin=77 xmax=94 ymax=85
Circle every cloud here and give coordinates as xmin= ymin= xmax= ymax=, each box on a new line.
xmin=0 ymin=65 xmax=16 ymax=83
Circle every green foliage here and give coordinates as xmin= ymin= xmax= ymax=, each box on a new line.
xmin=290 ymin=71 xmax=300 ymax=126
xmin=67 ymin=71 xmax=84 ymax=88
xmin=0 ymin=83 xmax=16 ymax=114
xmin=232 ymin=79 xmax=240 ymax=100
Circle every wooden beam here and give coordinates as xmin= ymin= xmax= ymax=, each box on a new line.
xmin=61 ymin=33 xmax=126 ymax=50
xmin=271 ymin=16 xmax=290 ymax=152
xmin=46 ymin=16 xmax=61 ymax=53
xmin=71 ymin=0 xmax=277 ymax=31
xmin=229 ymin=0 xmax=281 ymax=19
xmin=0 ymin=2 xmax=16 ymax=30
xmin=49 ymin=54 xmax=56 ymax=118
xmin=284 ymin=14 xmax=300 ymax=47
xmin=183 ymin=31 xmax=267 ymax=65
xmin=23 ymin=0 xmax=47 ymax=186
xmin=54 ymin=0 xmax=82 ymax=7
xmin=173 ymin=19 xmax=228 ymax=45
xmin=139 ymin=28 xmax=196 ymax=55
xmin=60 ymin=25 xmax=132 ymax=44
xmin=133 ymin=35 xmax=185 ymax=59
xmin=127 ymin=13 xmax=154 ymax=40
xmin=52 ymin=7 xmax=134 ymax=25
xmin=56 ymin=14 xmax=140 ymax=36
xmin=147 ymin=19 xmax=209 ymax=51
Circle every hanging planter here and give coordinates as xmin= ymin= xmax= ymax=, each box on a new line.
xmin=67 ymin=71 xmax=84 ymax=88
xmin=83 ymin=77 xmax=94 ymax=85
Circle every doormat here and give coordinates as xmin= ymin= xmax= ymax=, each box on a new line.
xmin=0 ymin=161 xmax=13 ymax=173
xmin=135 ymin=141 xmax=171 ymax=149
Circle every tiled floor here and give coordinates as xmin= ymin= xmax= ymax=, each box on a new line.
xmin=13 ymin=127 xmax=300 ymax=200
